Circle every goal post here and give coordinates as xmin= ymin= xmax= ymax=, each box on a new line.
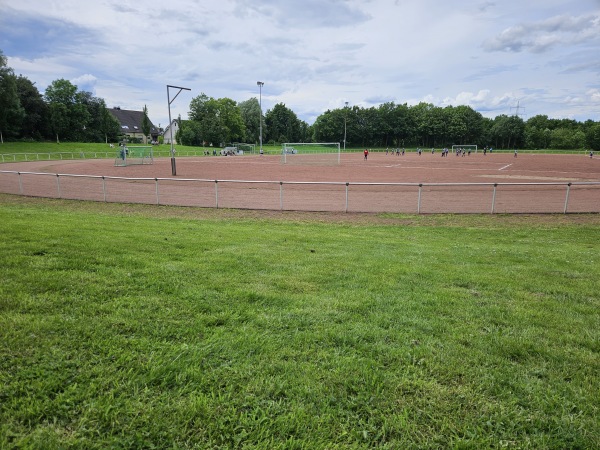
xmin=451 ymin=144 xmax=478 ymax=154
xmin=281 ymin=142 xmax=341 ymax=165
xmin=233 ymin=143 xmax=256 ymax=154
xmin=114 ymin=146 xmax=154 ymax=166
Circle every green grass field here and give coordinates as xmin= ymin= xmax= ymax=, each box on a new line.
xmin=0 ymin=142 xmax=587 ymax=162
xmin=1 ymin=195 xmax=599 ymax=449
xmin=0 ymin=142 xmax=294 ymax=161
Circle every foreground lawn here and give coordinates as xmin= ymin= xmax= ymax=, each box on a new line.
xmin=0 ymin=196 xmax=598 ymax=449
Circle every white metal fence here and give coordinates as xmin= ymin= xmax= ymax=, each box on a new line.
xmin=0 ymin=148 xmax=216 ymax=163
xmin=1 ymin=170 xmax=599 ymax=213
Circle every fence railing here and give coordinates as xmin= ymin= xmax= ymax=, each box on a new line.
xmin=1 ymin=148 xmax=591 ymax=163
xmin=0 ymin=148 xmax=221 ymax=163
xmin=1 ymin=170 xmax=599 ymax=213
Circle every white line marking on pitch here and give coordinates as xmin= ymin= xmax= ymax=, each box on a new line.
xmin=385 ymin=164 xmax=403 ymax=168
xmin=499 ymin=164 xmax=512 ymax=171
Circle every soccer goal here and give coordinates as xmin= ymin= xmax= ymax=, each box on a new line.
xmin=451 ymin=144 xmax=477 ymax=154
xmin=233 ymin=143 xmax=256 ymax=154
xmin=114 ymin=146 xmax=154 ymax=166
xmin=281 ymin=142 xmax=341 ymax=165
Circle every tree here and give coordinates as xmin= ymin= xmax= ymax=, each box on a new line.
xmin=217 ymin=97 xmax=245 ymax=143
xmin=45 ymin=78 xmax=77 ymax=105
xmin=312 ymin=108 xmax=344 ymax=143
xmin=377 ymin=102 xmax=396 ymax=147
xmin=0 ymin=50 xmax=25 ymax=142
xmin=238 ymin=98 xmax=262 ymax=144
xmin=550 ymin=128 xmax=585 ymax=149
xmin=449 ymin=105 xmax=483 ymax=145
xmin=584 ymin=122 xmax=600 ymax=151
xmin=409 ymin=102 xmax=435 ymax=147
xmin=298 ymin=121 xmax=312 ymax=143
xmin=345 ymin=106 xmax=378 ymax=147
xmin=68 ymin=90 xmax=93 ymax=142
xmin=74 ymin=92 xmax=115 ymax=143
xmin=525 ymin=115 xmax=552 ymax=148
xmin=389 ymin=103 xmax=413 ymax=147
xmin=100 ymin=105 xmax=120 ymax=144
xmin=142 ymin=105 xmax=151 ymax=144
xmin=265 ymin=103 xmax=305 ymax=144
xmin=490 ymin=114 xmax=525 ymax=149
xmin=178 ymin=120 xmax=203 ymax=146
xmin=426 ymin=106 xmax=447 ymax=147
xmin=189 ymin=93 xmax=245 ymax=145
xmin=15 ymin=75 xmax=49 ymax=140
xmin=44 ymin=79 xmax=79 ymax=143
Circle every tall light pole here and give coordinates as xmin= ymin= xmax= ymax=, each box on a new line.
xmin=257 ymin=81 xmax=264 ymax=155
xmin=343 ymin=101 xmax=349 ymax=152
xmin=167 ymin=84 xmax=190 ymax=176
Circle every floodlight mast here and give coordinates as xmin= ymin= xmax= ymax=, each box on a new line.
xmin=344 ymin=101 xmax=349 ymax=152
xmin=257 ymin=81 xmax=264 ymax=155
xmin=167 ymin=84 xmax=191 ymax=176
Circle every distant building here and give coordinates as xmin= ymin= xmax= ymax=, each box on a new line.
xmin=108 ymin=107 xmax=160 ymax=144
xmin=163 ymin=119 xmax=180 ymax=145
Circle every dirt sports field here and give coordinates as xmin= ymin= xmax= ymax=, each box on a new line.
xmin=1 ymin=151 xmax=599 ymax=213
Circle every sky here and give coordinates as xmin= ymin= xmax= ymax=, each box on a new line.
xmin=1 ymin=0 xmax=599 ymax=129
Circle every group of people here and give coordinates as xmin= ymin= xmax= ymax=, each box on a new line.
xmin=384 ymin=148 xmax=407 ymax=156
xmin=363 ymin=147 xmax=595 ymax=161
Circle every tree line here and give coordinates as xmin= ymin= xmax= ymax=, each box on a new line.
xmin=2 ymin=49 xmax=599 ymax=150
xmin=0 ymin=51 xmax=123 ymax=144
xmin=176 ymin=95 xmax=600 ymax=151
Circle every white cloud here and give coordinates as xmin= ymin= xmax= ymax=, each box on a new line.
xmin=2 ymin=0 xmax=600 ymax=126
xmin=483 ymin=12 xmax=600 ymax=53
xmin=588 ymin=89 xmax=600 ymax=102
xmin=72 ymin=74 xmax=97 ymax=92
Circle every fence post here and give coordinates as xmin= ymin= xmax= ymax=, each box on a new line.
xmin=345 ymin=182 xmax=349 ymax=213
xmin=492 ymin=183 xmax=497 ymax=214
xmin=417 ymin=184 xmax=422 ymax=214
xmin=215 ymin=180 xmax=219 ymax=208
xmin=102 ymin=176 xmax=107 ymax=202
xmin=56 ymin=174 xmax=61 ymax=198
xmin=564 ymin=182 xmax=571 ymax=214
xmin=155 ymin=178 xmax=160 ymax=205
xmin=280 ymin=181 xmax=283 ymax=211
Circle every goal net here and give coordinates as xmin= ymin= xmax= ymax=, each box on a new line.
xmin=233 ymin=143 xmax=256 ymax=154
xmin=451 ymin=145 xmax=477 ymax=154
xmin=281 ymin=142 xmax=341 ymax=165
xmin=114 ymin=146 xmax=154 ymax=166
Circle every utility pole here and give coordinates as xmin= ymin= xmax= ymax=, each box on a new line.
xmin=167 ymin=84 xmax=191 ymax=176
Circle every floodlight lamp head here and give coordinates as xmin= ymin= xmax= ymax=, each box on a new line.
xmin=257 ymin=81 xmax=264 ymax=86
